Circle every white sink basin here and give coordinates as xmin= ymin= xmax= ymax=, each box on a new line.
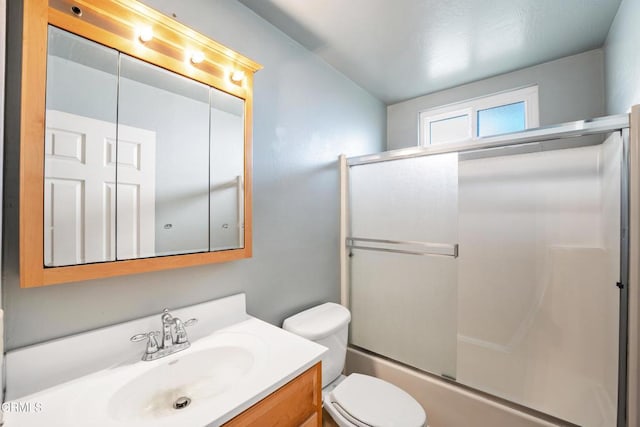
xmin=108 ymin=345 xmax=256 ymax=422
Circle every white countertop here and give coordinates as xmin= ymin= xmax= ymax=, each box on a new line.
xmin=3 ymin=295 xmax=326 ymax=427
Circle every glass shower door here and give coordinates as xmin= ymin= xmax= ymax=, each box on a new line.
xmin=348 ymin=153 xmax=459 ymax=378
xmin=455 ymin=136 xmax=621 ymax=426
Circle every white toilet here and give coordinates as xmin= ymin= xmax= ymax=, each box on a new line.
xmin=283 ymin=303 xmax=427 ymax=427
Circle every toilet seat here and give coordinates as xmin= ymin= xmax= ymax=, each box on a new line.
xmin=326 ymin=374 xmax=426 ymax=427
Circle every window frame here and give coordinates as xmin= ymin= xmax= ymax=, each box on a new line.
xmin=419 ymin=86 xmax=539 ymax=146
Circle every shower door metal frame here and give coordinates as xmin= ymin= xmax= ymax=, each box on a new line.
xmin=348 ymin=114 xmax=629 ymax=166
xmin=618 ymin=128 xmax=630 ymax=427
xmin=341 ymin=112 xmax=634 ymax=427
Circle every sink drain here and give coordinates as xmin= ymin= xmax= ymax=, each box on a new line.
xmin=173 ymin=396 xmax=191 ymax=410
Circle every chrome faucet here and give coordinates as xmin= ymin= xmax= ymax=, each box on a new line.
xmin=131 ymin=308 xmax=198 ymax=361
xmin=161 ymin=309 xmax=175 ymax=349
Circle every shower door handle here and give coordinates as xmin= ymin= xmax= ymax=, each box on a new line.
xmin=346 ymin=237 xmax=458 ymax=258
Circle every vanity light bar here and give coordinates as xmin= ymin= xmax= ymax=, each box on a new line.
xmin=59 ymin=0 xmax=262 ymax=81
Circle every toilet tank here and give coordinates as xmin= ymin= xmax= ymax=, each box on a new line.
xmin=282 ymin=303 xmax=351 ymax=388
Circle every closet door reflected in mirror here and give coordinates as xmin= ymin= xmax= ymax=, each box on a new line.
xmin=45 ymin=27 xmax=119 ymax=266
xmin=44 ymin=26 xmax=245 ymax=267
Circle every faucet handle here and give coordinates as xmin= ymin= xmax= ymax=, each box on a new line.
xmin=131 ymin=331 xmax=160 ymax=355
xmin=130 ymin=333 xmax=148 ymax=342
xmin=184 ymin=318 xmax=198 ymax=327
xmin=174 ymin=318 xmax=198 ymax=344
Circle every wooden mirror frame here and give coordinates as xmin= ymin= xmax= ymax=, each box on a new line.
xmin=20 ymin=0 xmax=262 ymax=287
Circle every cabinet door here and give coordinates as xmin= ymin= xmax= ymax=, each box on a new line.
xmin=223 ymin=363 xmax=322 ymax=427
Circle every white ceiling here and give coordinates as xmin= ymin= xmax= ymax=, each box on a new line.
xmin=238 ymin=0 xmax=622 ymax=104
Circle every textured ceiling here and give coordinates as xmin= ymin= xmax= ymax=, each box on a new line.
xmin=239 ymin=0 xmax=622 ymax=104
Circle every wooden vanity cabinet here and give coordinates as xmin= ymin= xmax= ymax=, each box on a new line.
xmin=224 ymin=363 xmax=322 ymax=426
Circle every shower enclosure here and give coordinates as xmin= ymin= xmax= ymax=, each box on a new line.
xmin=340 ymin=115 xmax=630 ymax=427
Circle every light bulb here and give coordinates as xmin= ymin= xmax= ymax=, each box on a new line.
xmin=231 ymin=70 xmax=245 ymax=83
xmin=190 ymin=51 xmax=205 ymax=64
xmin=138 ymin=26 xmax=153 ymax=43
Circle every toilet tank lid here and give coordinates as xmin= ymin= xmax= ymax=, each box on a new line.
xmin=282 ymin=303 xmax=351 ymax=341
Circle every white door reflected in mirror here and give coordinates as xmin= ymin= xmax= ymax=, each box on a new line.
xmin=44 ymin=110 xmax=156 ymax=267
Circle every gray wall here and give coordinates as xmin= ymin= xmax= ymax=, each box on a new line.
xmin=387 ymin=49 xmax=605 ymax=150
xmin=604 ymin=0 xmax=640 ymax=114
xmin=2 ymin=0 xmax=386 ymax=350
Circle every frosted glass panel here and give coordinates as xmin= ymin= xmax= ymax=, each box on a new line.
xmin=457 ymin=135 xmax=621 ymax=426
xmin=349 ymin=153 xmax=458 ymax=377
xmin=477 ymin=101 xmax=525 ymax=137
xmin=350 ymin=250 xmax=457 ymax=377
xmin=430 ymin=114 xmax=469 ymax=144
xmin=350 ymin=154 xmax=458 ymax=242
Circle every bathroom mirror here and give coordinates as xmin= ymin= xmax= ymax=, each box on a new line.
xmin=20 ymin=0 xmax=261 ymax=286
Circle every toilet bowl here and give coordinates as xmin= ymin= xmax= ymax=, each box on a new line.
xmin=283 ymin=303 xmax=426 ymax=427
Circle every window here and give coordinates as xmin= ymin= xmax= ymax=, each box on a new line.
xmin=419 ymin=86 xmax=539 ymax=145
